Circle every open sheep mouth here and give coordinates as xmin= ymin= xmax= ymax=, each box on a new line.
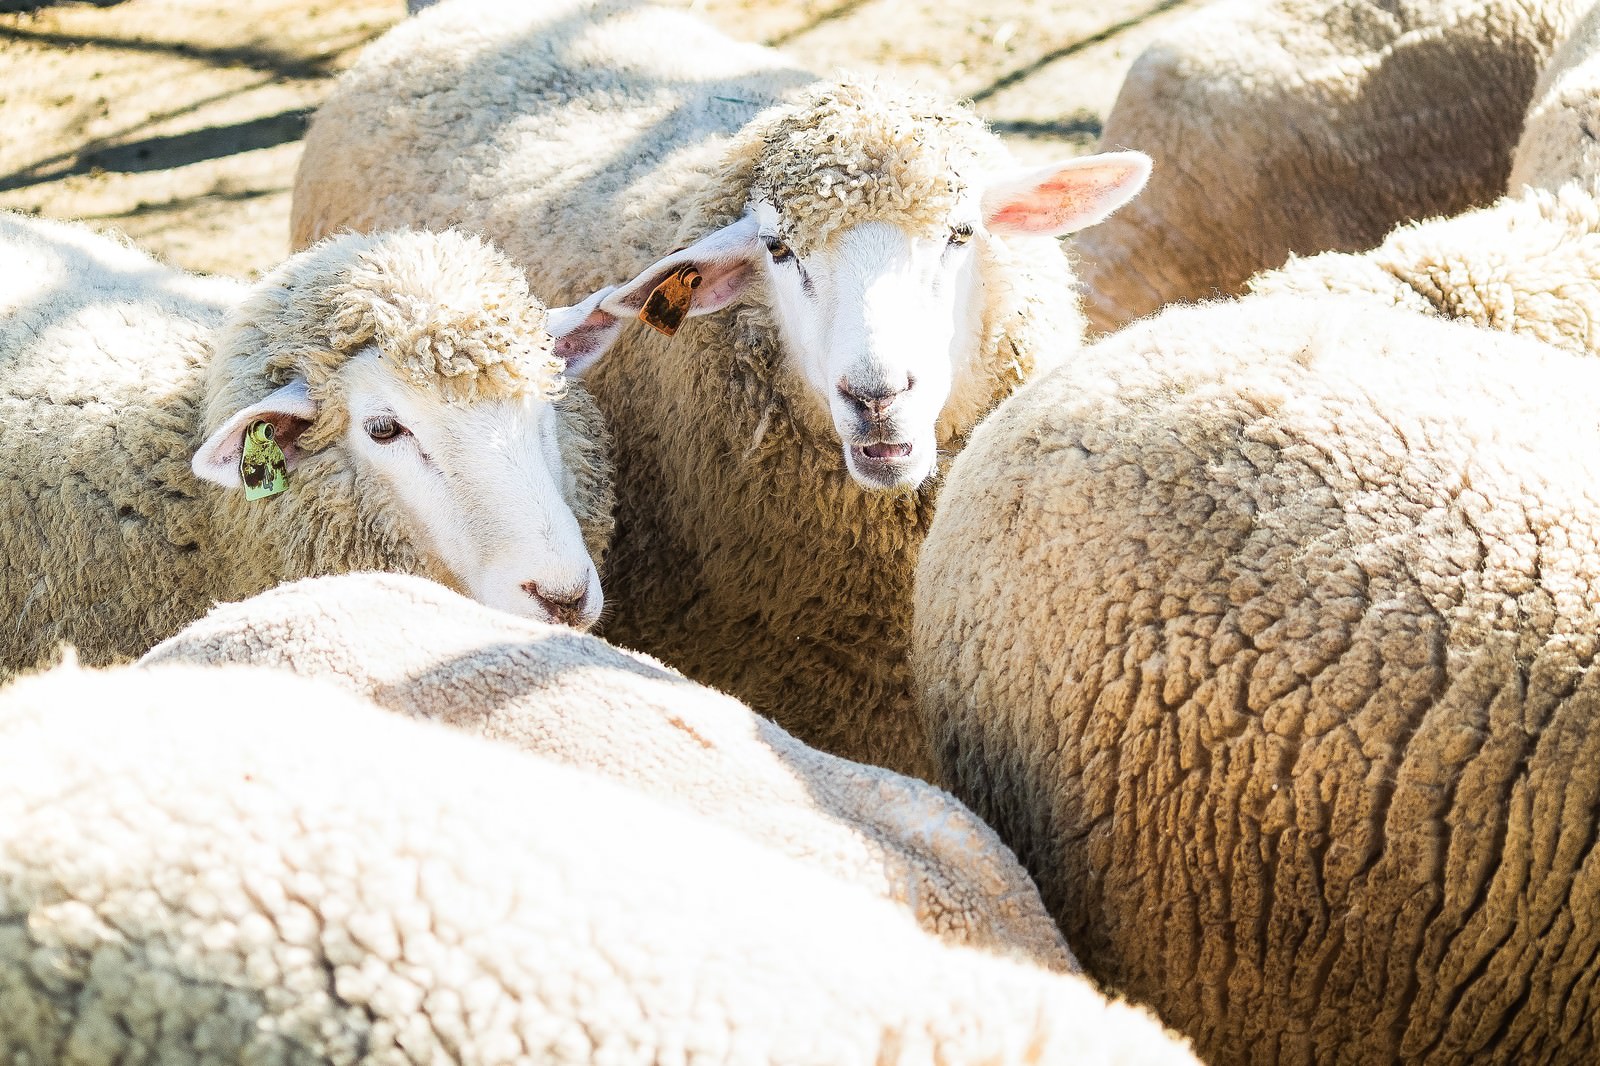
xmin=859 ymin=442 xmax=913 ymax=460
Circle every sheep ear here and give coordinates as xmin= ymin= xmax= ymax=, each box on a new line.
xmin=599 ymin=214 xmax=762 ymax=336
xmin=192 ymin=378 xmax=317 ymax=489
xmin=546 ymin=286 xmax=626 ymax=376
xmin=981 ymin=151 xmax=1152 ymax=237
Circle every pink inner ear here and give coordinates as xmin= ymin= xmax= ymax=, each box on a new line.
xmin=989 ymin=174 xmax=1121 ymax=232
xmin=984 ymin=152 xmax=1151 ymax=237
xmin=553 ymin=308 xmax=622 ymax=374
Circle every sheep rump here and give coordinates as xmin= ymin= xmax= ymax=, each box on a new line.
xmin=914 ymin=293 xmax=1600 ymax=1063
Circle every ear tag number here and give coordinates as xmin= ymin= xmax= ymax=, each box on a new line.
xmin=639 ymin=265 xmax=702 ymax=336
xmin=240 ymin=420 xmax=289 ymax=501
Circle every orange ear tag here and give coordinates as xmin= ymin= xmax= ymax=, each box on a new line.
xmin=638 ymin=265 xmax=703 ymax=336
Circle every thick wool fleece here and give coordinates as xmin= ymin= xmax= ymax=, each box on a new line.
xmin=1075 ymin=0 xmax=1585 ymax=334
xmin=1513 ymin=2 xmax=1600 ymax=191
xmin=914 ymin=293 xmax=1600 ymax=1064
xmin=0 ymin=214 xmax=610 ymax=679
xmin=1253 ymin=181 xmax=1600 ymax=358
xmin=290 ymin=0 xmax=1081 ymax=780
xmin=142 ymin=571 xmax=1077 ymax=973
xmin=0 ymin=662 xmax=1201 ymax=1065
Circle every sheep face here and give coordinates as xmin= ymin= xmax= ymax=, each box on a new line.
xmin=192 ymin=279 xmax=625 ymax=631
xmin=333 ymin=350 xmax=605 ymax=628
xmin=754 ymin=207 xmax=982 ymax=488
xmin=594 ymin=150 xmax=1152 ymax=491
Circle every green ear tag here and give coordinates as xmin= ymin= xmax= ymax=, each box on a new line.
xmin=240 ymin=420 xmax=289 ymax=501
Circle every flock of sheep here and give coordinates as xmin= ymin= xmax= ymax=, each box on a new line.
xmin=4 ymin=0 xmax=1600 ymax=1061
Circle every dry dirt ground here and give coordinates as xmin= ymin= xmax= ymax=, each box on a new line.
xmin=0 ymin=0 xmax=1204 ymax=278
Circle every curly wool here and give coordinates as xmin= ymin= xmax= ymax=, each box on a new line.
xmin=208 ymin=228 xmax=565 ymax=453
xmin=143 ymin=570 xmax=1078 ymax=973
xmin=738 ymin=81 xmax=1006 ymax=254
xmin=0 ymin=660 xmax=1201 ymax=1065
xmin=915 ymin=293 xmax=1600 ymax=1063
xmin=1252 ymin=181 xmax=1600 ymax=357
xmin=1074 ymin=0 xmax=1585 ymax=333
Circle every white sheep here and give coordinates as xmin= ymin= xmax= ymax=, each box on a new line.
xmin=1250 ymin=5 xmax=1600 ymax=359
xmin=1073 ymin=0 xmax=1585 ymax=334
xmin=0 ymin=212 xmax=627 ymax=680
xmin=143 ymin=570 xmax=1077 ymax=972
xmin=0 ymin=658 xmax=1202 ymax=1065
xmin=913 ymin=292 xmax=1600 ymax=1063
xmin=289 ymin=0 xmax=1150 ymax=780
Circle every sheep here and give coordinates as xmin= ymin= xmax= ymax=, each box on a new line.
xmin=1248 ymin=0 xmax=1600 ymax=360
xmin=0 ymin=658 xmax=1203 ymax=1065
xmin=142 ymin=570 xmax=1077 ymax=973
xmin=288 ymin=0 xmax=1150 ymax=780
xmin=912 ymin=291 xmax=1600 ymax=1063
xmin=0 ymin=212 xmax=628 ymax=680
xmin=1073 ymin=0 xmax=1585 ymax=334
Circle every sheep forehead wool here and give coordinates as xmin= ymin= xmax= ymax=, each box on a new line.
xmin=218 ymin=228 xmax=565 ymax=451
xmin=737 ymin=80 xmax=1004 ymax=254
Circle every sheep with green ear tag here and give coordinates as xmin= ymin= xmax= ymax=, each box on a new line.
xmin=0 ymin=213 xmax=631 ymax=680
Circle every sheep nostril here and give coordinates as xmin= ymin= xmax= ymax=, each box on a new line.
xmin=519 ymin=580 xmax=591 ymax=627
xmin=837 ymin=378 xmax=910 ymax=422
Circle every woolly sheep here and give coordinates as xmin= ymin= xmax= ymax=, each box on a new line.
xmin=289 ymin=0 xmax=1149 ymax=779
xmin=0 ymin=213 xmax=627 ymax=680
xmin=142 ymin=570 xmax=1076 ymax=973
xmin=1074 ymin=0 xmax=1585 ymax=334
xmin=913 ymin=293 xmax=1600 ymax=1063
xmin=0 ymin=660 xmax=1202 ymax=1065
xmin=1250 ymin=1 xmax=1600 ymax=358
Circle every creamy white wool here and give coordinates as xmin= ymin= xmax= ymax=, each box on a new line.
xmin=143 ymin=570 xmax=1078 ymax=973
xmin=915 ymin=292 xmax=1600 ymax=1064
xmin=1075 ymin=0 xmax=1586 ymax=333
xmin=0 ymin=660 xmax=1200 ymax=1065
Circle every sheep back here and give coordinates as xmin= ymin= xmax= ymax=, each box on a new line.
xmin=144 ymin=571 xmax=1077 ymax=973
xmin=0 ymin=660 xmax=1199 ymax=1065
xmin=914 ymin=294 xmax=1600 ymax=1063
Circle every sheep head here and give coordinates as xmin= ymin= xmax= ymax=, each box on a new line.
xmin=191 ymin=229 xmax=625 ymax=629
xmin=592 ymin=80 xmax=1151 ymax=490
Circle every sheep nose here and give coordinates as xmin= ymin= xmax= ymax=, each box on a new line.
xmin=838 ymin=377 xmax=911 ymax=423
xmin=520 ymin=580 xmax=591 ymax=627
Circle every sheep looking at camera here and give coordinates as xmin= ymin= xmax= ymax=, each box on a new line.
xmin=0 ymin=213 xmax=624 ymax=679
xmin=290 ymin=0 xmax=1149 ymax=779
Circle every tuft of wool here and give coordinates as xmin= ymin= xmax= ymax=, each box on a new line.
xmin=739 ymin=80 xmax=1007 ymax=255
xmin=144 ymin=570 xmax=1080 ymax=974
xmin=208 ymin=228 xmax=565 ymax=454
xmin=915 ymin=292 xmax=1600 ymax=1064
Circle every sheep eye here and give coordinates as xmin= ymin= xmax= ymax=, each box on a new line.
xmin=365 ymin=416 xmax=407 ymax=443
xmin=948 ymin=224 xmax=974 ymax=246
xmin=764 ymin=237 xmax=795 ymax=263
